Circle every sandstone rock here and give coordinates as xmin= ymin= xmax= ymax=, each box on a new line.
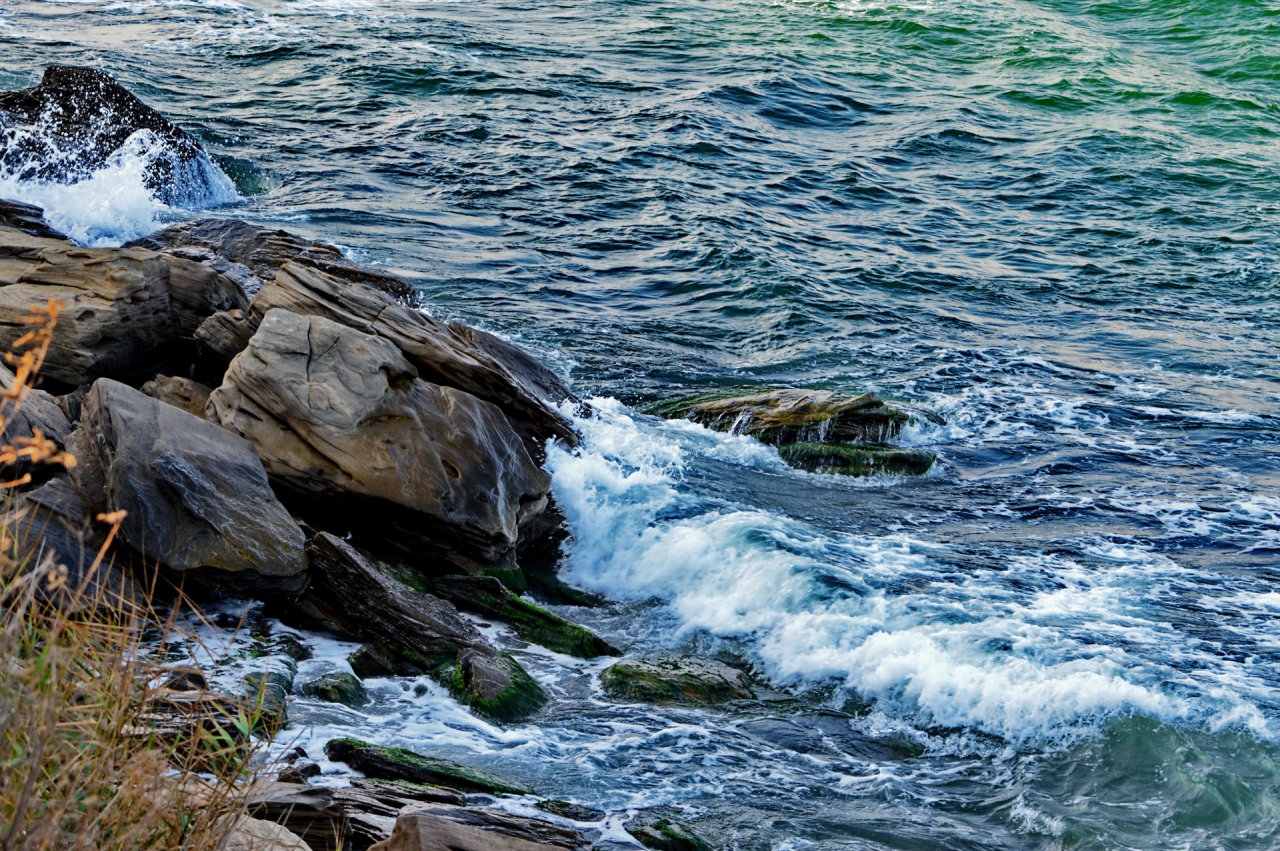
xmin=333 ymin=780 xmax=466 ymax=851
xmin=302 ymin=533 xmax=546 ymax=722
xmin=600 ymin=658 xmax=754 ymax=706
xmin=248 ymin=262 xmax=575 ymax=455
xmin=129 ymin=217 xmax=415 ymax=301
xmin=325 ymin=739 xmax=530 ymax=795
xmin=140 ymin=374 xmax=213 ymax=419
xmin=654 ymin=388 xmax=907 ymax=445
xmin=66 ymin=378 xmax=307 ymax=589
xmin=245 ymin=782 xmax=347 ymax=851
xmin=300 ymin=672 xmax=368 ymax=707
xmin=368 ymin=805 xmax=588 ymax=851
xmin=195 ymin=308 xmax=255 ymax=363
xmin=161 ymin=252 xmax=250 ymax=336
xmin=0 ymin=199 xmax=66 ymax=240
xmin=208 ymin=309 xmax=550 ymax=564
xmin=430 ymin=575 xmax=617 ymax=660
xmin=223 ymin=816 xmax=313 ymax=851
xmin=0 ymin=67 xmax=226 ymax=206
xmin=0 ymin=226 xmax=68 ymax=285
xmin=0 ymin=245 xmax=174 ymax=385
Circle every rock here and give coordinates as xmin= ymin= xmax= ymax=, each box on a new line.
xmin=625 ymin=813 xmax=712 ymax=851
xmin=0 ymin=226 xmax=68 ymax=285
xmin=0 ymin=67 xmax=229 ymax=207
xmin=140 ymin=374 xmax=214 ymax=419
xmin=430 ymin=575 xmax=617 ymax=660
xmin=241 ymin=671 xmax=291 ymax=731
xmin=0 ymin=359 xmax=72 ymax=446
xmin=600 ymin=658 xmax=754 ymax=706
xmin=246 ymin=262 xmax=575 ymax=455
xmin=195 ymin=308 xmax=255 ymax=363
xmin=161 ymin=252 xmax=250 ymax=336
xmin=208 ymin=309 xmax=550 ymax=567
xmin=128 ymin=217 xmax=415 ymax=301
xmin=134 ymin=688 xmax=251 ymax=771
xmin=777 ymin=442 xmax=936 ymax=477
xmin=324 ymin=739 xmax=530 ymax=796
xmin=654 ymin=388 xmax=907 ymax=445
xmin=301 ymin=672 xmax=368 ymax=707
xmin=65 ymin=378 xmax=307 ymax=590
xmin=369 ymin=805 xmax=589 ymax=851
xmin=0 ymin=199 xmax=66 ymax=240
xmin=223 ymin=816 xmax=313 ymax=851
xmin=333 ymin=780 xmax=467 ymax=851
xmin=0 ymin=244 xmax=174 ymax=385
xmin=56 ymin=384 xmax=87 ymax=423
xmin=302 ymin=533 xmax=546 ymax=722
xmin=349 ymin=641 xmax=422 ymax=679
xmin=272 ymin=633 xmax=313 ymax=662
xmin=277 ymin=762 xmax=322 ymax=784
xmin=245 ymin=782 xmax=348 ymax=851
xmin=534 ymin=801 xmax=606 ymax=823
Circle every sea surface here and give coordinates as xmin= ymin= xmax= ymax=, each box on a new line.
xmin=3 ymin=1 xmax=1280 ymax=848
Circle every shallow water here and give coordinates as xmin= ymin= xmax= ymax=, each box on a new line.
xmin=4 ymin=1 xmax=1280 ymax=848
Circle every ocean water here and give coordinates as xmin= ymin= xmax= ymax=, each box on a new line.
xmin=3 ymin=1 xmax=1280 ymax=848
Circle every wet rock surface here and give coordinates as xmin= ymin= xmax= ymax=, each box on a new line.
xmin=601 ymin=658 xmax=754 ymax=706
xmin=324 ymin=739 xmax=530 ymax=796
xmin=369 ymin=805 xmax=589 ymax=851
xmin=655 ymin=388 xmax=907 ymax=445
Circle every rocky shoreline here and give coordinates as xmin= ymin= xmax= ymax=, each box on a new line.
xmin=1 ymin=67 xmax=938 ymax=851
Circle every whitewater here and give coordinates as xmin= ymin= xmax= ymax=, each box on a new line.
xmin=4 ymin=0 xmax=1280 ymax=847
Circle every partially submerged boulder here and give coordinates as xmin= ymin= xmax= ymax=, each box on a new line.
xmin=600 ymin=658 xmax=754 ymax=706
xmin=0 ymin=67 xmax=230 ymax=207
xmin=301 ymin=672 xmax=368 ymax=707
xmin=208 ymin=309 xmax=550 ymax=566
xmin=65 ymin=378 xmax=307 ymax=590
xmin=303 ymin=533 xmax=547 ymax=722
xmin=324 ymin=739 xmax=530 ymax=796
xmin=656 ymin=388 xmax=906 ymax=445
xmin=369 ymin=805 xmax=589 ymax=851
xmin=625 ymin=812 xmax=713 ymax=851
xmin=778 ymin=442 xmax=936 ymax=477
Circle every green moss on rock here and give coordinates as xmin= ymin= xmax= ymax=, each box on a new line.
xmin=300 ymin=671 xmax=368 ymax=707
xmin=601 ymin=658 xmax=753 ymax=706
xmin=446 ymin=651 xmax=548 ymax=723
xmin=778 ymin=442 xmax=936 ymax=477
xmin=626 ymin=815 xmax=713 ymax=851
xmin=323 ymin=738 xmax=530 ymax=795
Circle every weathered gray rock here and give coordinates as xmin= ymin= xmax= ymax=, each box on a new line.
xmin=0 ymin=359 xmax=72 ymax=446
xmin=0 ymin=244 xmax=174 ymax=385
xmin=65 ymin=378 xmax=307 ymax=589
xmin=600 ymin=658 xmax=754 ymax=706
xmin=300 ymin=672 xmax=368 ymax=707
xmin=335 ymin=780 xmax=466 ymax=851
xmin=128 ymin=217 xmax=415 ymax=301
xmin=208 ymin=309 xmax=550 ymax=564
xmin=140 ymin=374 xmax=213 ymax=420
xmin=0 ymin=67 xmax=221 ymax=206
xmin=302 ymin=533 xmax=546 ymax=723
xmin=161 ymin=252 xmax=249 ymax=336
xmin=195 ymin=308 xmax=255 ymax=363
xmin=245 ymin=782 xmax=348 ymax=851
xmin=0 ymin=199 xmax=65 ymax=240
xmin=247 ymin=262 xmax=575 ymax=455
xmin=369 ymin=805 xmax=588 ymax=851
xmin=223 ymin=816 xmax=312 ymax=851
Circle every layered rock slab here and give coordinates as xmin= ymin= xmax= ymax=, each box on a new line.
xmin=66 ymin=378 xmax=306 ymax=588
xmin=369 ymin=806 xmax=588 ymax=851
xmin=208 ymin=308 xmax=550 ymax=564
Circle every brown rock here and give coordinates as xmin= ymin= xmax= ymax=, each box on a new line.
xmin=208 ymin=309 xmax=550 ymax=564
xmin=140 ymin=374 xmax=213 ymax=420
xmin=223 ymin=816 xmax=313 ymax=851
xmin=195 ymin=308 xmax=255 ymax=363
xmin=368 ymin=805 xmax=588 ymax=851
xmin=656 ymin=388 xmax=907 ymax=445
xmin=245 ymin=782 xmax=347 ymax=851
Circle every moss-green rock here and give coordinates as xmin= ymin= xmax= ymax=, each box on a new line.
xmin=447 ymin=650 xmax=548 ymax=723
xmin=323 ymin=738 xmax=530 ymax=795
xmin=301 ymin=671 xmax=368 ymax=707
xmin=601 ymin=658 xmax=753 ymax=706
xmin=651 ymin=388 xmax=907 ymax=445
xmin=626 ymin=814 xmax=713 ymax=851
xmin=240 ymin=671 xmax=290 ymax=730
xmin=778 ymin=442 xmax=936 ymax=477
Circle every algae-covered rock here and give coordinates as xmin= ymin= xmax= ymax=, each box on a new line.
xmin=778 ymin=442 xmax=935 ymax=477
xmin=625 ymin=813 xmax=713 ymax=851
xmin=535 ymin=800 xmax=606 ymax=823
xmin=601 ymin=658 xmax=753 ymax=706
xmin=654 ymin=388 xmax=906 ymax=445
xmin=302 ymin=672 xmax=369 ymax=707
xmin=241 ymin=671 xmax=291 ymax=730
xmin=431 ymin=575 xmax=618 ymax=659
xmin=449 ymin=649 xmax=549 ymax=724
xmin=324 ymin=738 xmax=530 ymax=795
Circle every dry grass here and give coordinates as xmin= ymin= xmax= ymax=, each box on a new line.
xmin=0 ymin=301 xmax=263 ymax=851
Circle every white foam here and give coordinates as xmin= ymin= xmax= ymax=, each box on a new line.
xmin=546 ymin=398 xmax=1276 ymax=746
xmin=0 ymin=128 xmax=239 ymax=246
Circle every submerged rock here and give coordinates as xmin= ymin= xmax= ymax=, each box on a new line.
xmin=0 ymin=67 xmax=228 ymax=207
xmin=655 ymin=388 xmax=907 ymax=445
xmin=369 ymin=805 xmax=589 ymax=851
xmin=600 ymin=658 xmax=754 ymax=706
xmin=778 ymin=442 xmax=935 ymax=477
xmin=65 ymin=378 xmax=307 ymax=590
xmin=129 ymin=217 xmax=416 ymax=301
xmin=625 ymin=812 xmax=713 ymax=851
xmin=324 ymin=739 xmax=530 ymax=796
xmin=430 ymin=575 xmax=618 ymax=659
xmin=303 ymin=532 xmax=547 ymax=722
xmin=208 ymin=308 xmax=550 ymax=567
xmin=534 ymin=800 xmax=606 ymax=823
xmin=301 ymin=672 xmax=369 ymax=708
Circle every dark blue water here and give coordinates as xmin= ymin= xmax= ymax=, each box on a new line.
xmin=4 ymin=1 xmax=1280 ymax=848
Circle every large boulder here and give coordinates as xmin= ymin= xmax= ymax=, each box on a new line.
xmin=303 ymin=533 xmax=547 ymax=722
xmin=0 ymin=66 xmax=231 ymax=207
xmin=0 ymin=359 xmax=72 ymax=447
xmin=129 ymin=217 xmax=415 ymax=300
xmin=369 ymin=806 xmax=588 ymax=851
xmin=208 ymin=309 xmax=550 ymax=565
xmin=65 ymin=378 xmax=307 ymax=590
xmin=245 ymin=262 xmax=575 ymax=456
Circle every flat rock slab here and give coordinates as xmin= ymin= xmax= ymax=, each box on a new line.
xmin=600 ymin=658 xmax=754 ymax=706
xmin=654 ymin=388 xmax=907 ymax=445
xmin=324 ymin=739 xmax=530 ymax=796
xmin=369 ymin=805 xmax=589 ymax=851
xmin=67 ymin=378 xmax=306 ymax=587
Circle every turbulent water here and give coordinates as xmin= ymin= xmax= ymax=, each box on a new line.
xmin=4 ymin=1 xmax=1280 ymax=848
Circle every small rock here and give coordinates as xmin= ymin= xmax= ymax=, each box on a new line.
xmin=140 ymin=375 xmax=213 ymax=420
xmin=777 ymin=442 xmax=936 ymax=477
xmin=600 ymin=658 xmax=753 ymax=706
xmin=278 ymin=762 xmax=322 ymax=784
xmin=301 ymin=672 xmax=368 ymax=707
xmin=625 ymin=813 xmax=712 ymax=851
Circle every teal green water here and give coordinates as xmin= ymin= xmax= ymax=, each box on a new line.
xmin=3 ymin=1 xmax=1280 ymax=848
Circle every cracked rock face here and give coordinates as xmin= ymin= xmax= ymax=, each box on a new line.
xmin=208 ymin=308 xmax=551 ymax=564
